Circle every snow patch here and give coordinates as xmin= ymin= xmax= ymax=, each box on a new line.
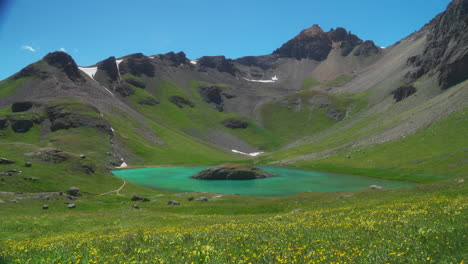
xmin=232 ymin=149 xmax=264 ymax=157
xmin=243 ymin=75 xmax=278 ymax=83
xmin=117 ymin=161 xmax=128 ymax=168
xmin=149 ymin=56 xmax=155 ymax=59
xmin=115 ymin=59 xmax=123 ymax=66
xmin=380 ymin=46 xmax=386 ymax=49
xmin=110 ymin=127 xmax=115 ymax=132
xmin=190 ymin=60 xmax=198 ymax=65
xmin=78 ymin=67 xmax=98 ymax=80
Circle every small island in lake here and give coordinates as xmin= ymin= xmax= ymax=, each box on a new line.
xmin=191 ymin=164 xmax=276 ymax=180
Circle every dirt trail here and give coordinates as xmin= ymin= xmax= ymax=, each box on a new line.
xmin=98 ymin=180 xmax=127 ymax=196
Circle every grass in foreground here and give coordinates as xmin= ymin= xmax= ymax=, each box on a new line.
xmin=0 ymin=179 xmax=465 ymax=264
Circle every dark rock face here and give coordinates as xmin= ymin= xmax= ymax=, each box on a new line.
xmin=273 ymin=25 xmax=332 ymax=61
xmin=11 ymin=102 xmax=33 ymax=112
xmin=97 ymin=56 xmax=119 ymax=82
xmin=13 ymin=64 xmax=48 ymax=80
xmin=198 ymin=85 xmax=224 ymax=111
xmin=407 ymin=0 xmax=468 ymax=89
xmin=234 ymin=55 xmax=277 ymax=70
xmin=115 ymin=83 xmax=135 ymax=97
xmin=198 ymin=56 xmax=237 ymax=75
xmin=157 ymin=51 xmax=188 ymax=66
xmin=192 ymin=165 xmax=275 ymax=180
xmin=329 ymin=27 xmax=363 ymax=56
xmin=353 ymin=41 xmax=380 ymax=57
xmin=11 ymin=120 xmax=34 ymax=133
xmin=119 ymin=53 xmax=155 ymax=77
xmin=138 ymin=97 xmax=159 ymax=106
xmin=43 ymin=51 xmax=84 ymax=82
xmin=392 ymin=85 xmax=417 ymax=102
xmin=125 ymin=78 xmax=146 ymax=89
xmin=169 ymin=96 xmax=194 ymax=108
xmin=46 ymin=104 xmax=111 ymax=133
xmin=0 ymin=119 xmax=8 ymax=130
xmin=326 ymin=108 xmax=345 ymax=121
xmin=222 ymin=118 xmax=249 ymax=129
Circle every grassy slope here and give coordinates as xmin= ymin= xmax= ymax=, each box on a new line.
xmin=260 ymin=90 xmax=369 ymax=148
xmin=0 ymin=77 xmax=29 ymax=98
xmin=293 ymin=107 xmax=468 ymax=182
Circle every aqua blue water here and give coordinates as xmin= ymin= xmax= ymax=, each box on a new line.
xmin=112 ymin=166 xmax=415 ymax=196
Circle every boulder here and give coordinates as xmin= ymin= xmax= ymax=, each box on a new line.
xmin=25 ymin=162 xmax=32 ymax=167
xmin=67 ymin=203 xmax=76 ymax=209
xmin=67 ymin=187 xmax=80 ymax=197
xmin=167 ymin=200 xmax=180 ymax=205
xmin=291 ymin=209 xmax=304 ymax=213
xmin=187 ymin=196 xmax=194 ymax=201
xmin=169 ymin=96 xmax=194 ymax=108
xmin=11 ymin=102 xmax=34 ymax=112
xmin=222 ymin=118 xmax=248 ymax=129
xmin=131 ymin=195 xmax=150 ymax=202
xmin=0 ymin=158 xmax=15 ymax=165
xmin=369 ymin=185 xmax=384 ymax=190
xmin=198 ymin=197 xmax=208 ymax=202
xmin=192 ymin=165 xmax=275 ymax=180
xmin=132 ymin=204 xmax=141 ymax=209
xmin=42 ymin=205 xmax=49 ymax=210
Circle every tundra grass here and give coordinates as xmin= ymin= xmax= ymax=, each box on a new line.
xmin=0 ymin=77 xmax=29 ymax=98
xmin=293 ymin=107 xmax=468 ymax=182
xmin=0 ymin=179 xmax=465 ymax=264
xmin=127 ymin=80 xmax=282 ymax=151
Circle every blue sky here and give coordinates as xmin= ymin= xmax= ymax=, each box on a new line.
xmin=0 ymin=0 xmax=451 ymax=80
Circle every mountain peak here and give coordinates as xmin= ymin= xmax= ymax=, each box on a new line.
xmin=295 ymin=24 xmax=325 ymax=39
xmin=43 ymin=51 xmax=84 ymax=82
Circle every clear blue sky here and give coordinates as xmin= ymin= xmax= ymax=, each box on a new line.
xmin=0 ymin=0 xmax=451 ymax=80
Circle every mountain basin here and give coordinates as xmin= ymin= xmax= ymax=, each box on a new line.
xmin=112 ymin=166 xmax=415 ymax=197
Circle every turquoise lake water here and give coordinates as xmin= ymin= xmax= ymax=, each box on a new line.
xmin=112 ymin=166 xmax=415 ymax=196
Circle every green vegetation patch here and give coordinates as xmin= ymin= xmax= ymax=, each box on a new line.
xmin=0 ymin=77 xmax=30 ymax=98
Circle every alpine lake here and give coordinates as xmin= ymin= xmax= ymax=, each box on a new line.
xmin=112 ymin=166 xmax=415 ymax=196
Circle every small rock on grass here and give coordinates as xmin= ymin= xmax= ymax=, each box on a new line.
xmin=42 ymin=205 xmax=49 ymax=210
xmin=198 ymin=197 xmax=208 ymax=202
xmin=291 ymin=209 xmax=303 ymax=213
xmin=67 ymin=204 xmax=76 ymax=209
xmin=369 ymin=185 xmax=384 ymax=190
xmin=132 ymin=204 xmax=141 ymax=209
xmin=167 ymin=200 xmax=180 ymax=205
